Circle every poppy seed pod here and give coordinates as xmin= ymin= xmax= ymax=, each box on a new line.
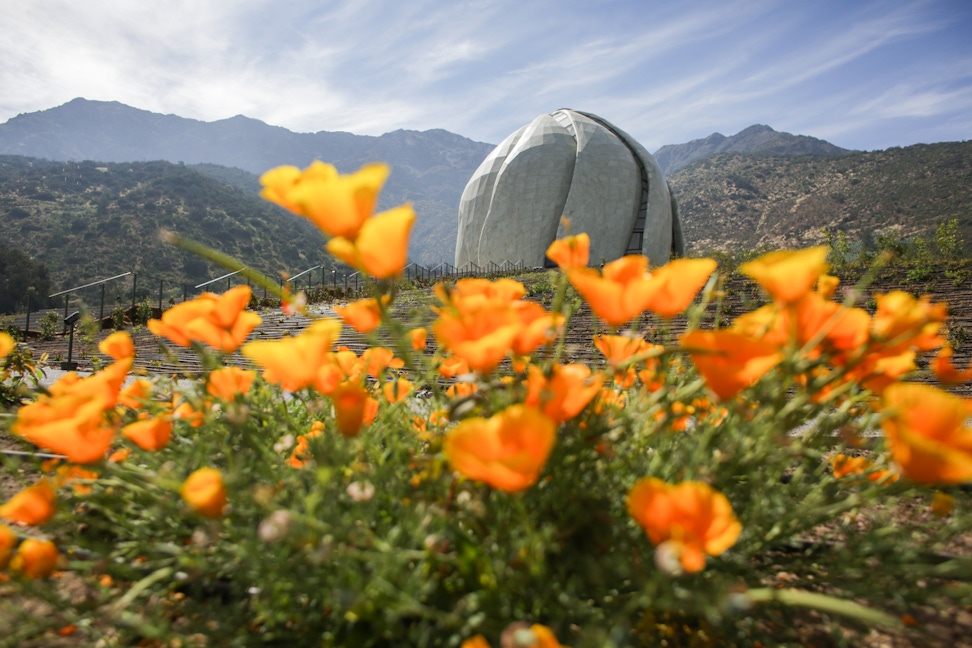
xmin=456 ymin=109 xmax=684 ymax=269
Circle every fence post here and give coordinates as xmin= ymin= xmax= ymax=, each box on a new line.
xmin=63 ymin=294 xmax=69 ymax=333
xmin=158 ymin=278 xmax=164 ymax=312
xmin=100 ymin=284 xmax=106 ymax=322
xmin=131 ymin=273 xmax=137 ymax=320
xmin=183 ymin=285 xmax=188 ymax=303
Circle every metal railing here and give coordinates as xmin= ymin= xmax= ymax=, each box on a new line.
xmin=12 ymin=259 xmax=530 ymax=335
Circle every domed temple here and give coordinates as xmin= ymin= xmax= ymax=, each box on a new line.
xmin=455 ymin=109 xmax=684 ymax=268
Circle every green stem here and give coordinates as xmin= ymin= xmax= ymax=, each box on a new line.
xmin=163 ymin=233 xmax=285 ymax=301
xmin=110 ymin=566 xmax=175 ymax=611
xmin=746 ymin=587 xmax=901 ymax=629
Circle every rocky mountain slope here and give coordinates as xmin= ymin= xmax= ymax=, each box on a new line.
xmin=669 ymin=141 xmax=972 ymax=255
xmin=654 ymin=124 xmax=852 ymax=175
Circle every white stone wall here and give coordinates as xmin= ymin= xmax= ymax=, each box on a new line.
xmin=455 ymin=109 xmax=684 ymax=268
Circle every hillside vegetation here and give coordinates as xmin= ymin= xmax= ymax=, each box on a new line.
xmin=0 ymin=99 xmax=496 ymax=265
xmin=670 ymin=141 xmax=972 ymax=256
xmin=0 ymin=156 xmax=332 ymax=292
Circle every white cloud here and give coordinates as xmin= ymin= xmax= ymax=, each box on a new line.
xmin=0 ymin=0 xmax=970 ymax=151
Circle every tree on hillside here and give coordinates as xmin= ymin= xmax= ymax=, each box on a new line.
xmin=0 ymin=245 xmax=52 ymax=314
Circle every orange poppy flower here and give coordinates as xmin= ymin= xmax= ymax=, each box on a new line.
xmin=181 ymin=468 xmax=227 ymax=518
xmin=871 ymin=291 xmax=947 ymax=353
xmin=880 ymin=382 xmax=972 ymax=484
xmin=408 ymin=327 xmax=427 ymax=351
xmin=0 ymin=479 xmax=56 ymax=526
xmin=529 ymin=624 xmax=568 ymax=648
xmin=185 ymin=286 xmax=262 ymax=353
xmin=382 ymin=377 xmax=414 ymax=403
xmin=737 ymin=293 xmax=871 ymax=355
xmin=738 ymin=246 xmax=830 ymax=304
xmin=460 ymin=636 xmax=491 ymax=648
xmin=326 ymin=204 xmax=416 ymax=279
xmin=854 ymin=349 xmax=917 ymax=395
xmin=172 ymin=397 xmax=206 ymax=428
xmin=334 ymin=297 xmax=386 ymax=333
xmin=566 ymin=255 xmax=659 ymax=327
xmin=12 ymin=390 xmax=117 ymax=464
xmin=433 ymin=302 xmax=522 ymax=373
xmin=10 ymin=538 xmax=59 ymax=579
xmin=0 ymin=331 xmax=13 ymax=359
xmin=931 ymin=344 xmax=972 ymax=384
xmin=122 ymin=414 xmax=173 ymax=451
xmin=98 ymin=331 xmax=135 ymax=361
xmin=49 ymin=358 xmax=132 ymax=408
xmin=361 ymin=346 xmax=404 ymax=378
xmin=148 ymin=285 xmax=261 ymax=353
xmin=117 ymin=378 xmax=153 ymax=410
xmin=147 ymin=298 xmax=213 ymax=347
xmin=525 ymin=364 xmax=603 ymax=423
xmin=443 ymin=405 xmax=556 ymax=492
xmin=260 ymin=161 xmax=390 ymax=240
xmin=0 ymin=524 xmax=15 ymax=569
xmin=206 ymin=367 xmax=257 ymax=400
xmin=438 ymin=356 xmax=471 ymax=378
xmin=546 ymin=232 xmax=590 ymax=268
xmin=626 ymin=478 xmax=741 ymax=573
xmin=681 ymin=330 xmax=782 ymax=400
xmin=510 ymin=302 xmax=564 ymax=356
xmin=331 ymin=381 xmax=379 ymax=437
xmin=594 ymin=334 xmax=653 ymax=366
xmin=644 ymin=258 xmax=717 ymax=318
xmin=446 ymin=381 xmax=478 ymax=399
xmin=242 ymin=318 xmax=342 ymax=392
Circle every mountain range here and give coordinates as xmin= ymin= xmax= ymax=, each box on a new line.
xmin=1 ymin=99 xmax=969 ymax=291
xmin=653 ymin=124 xmax=853 ymax=175
xmin=0 ymin=98 xmax=494 ymax=266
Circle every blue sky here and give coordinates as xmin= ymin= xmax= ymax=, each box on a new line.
xmin=1 ymin=0 xmax=970 ymax=152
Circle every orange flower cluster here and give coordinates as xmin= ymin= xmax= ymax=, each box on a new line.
xmin=594 ymin=334 xmax=664 ymax=389
xmin=626 ymin=478 xmax=741 ymax=573
xmin=12 ymin=358 xmax=131 ymax=463
xmin=243 ymin=320 xmax=398 ymax=436
xmin=289 ymin=421 xmax=325 ymax=468
xmin=830 ymin=454 xmax=897 ymax=484
xmin=260 ymin=161 xmax=415 ymax=279
xmin=148 ymin=285 xmax=261 ymax=353
xmin=560 ymin=245 xmax=715 ymax=326
xmin=678 ymin=247 xmax=954 ymax=403
xmin=433 ymin=278 xmax=563 ymax=373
